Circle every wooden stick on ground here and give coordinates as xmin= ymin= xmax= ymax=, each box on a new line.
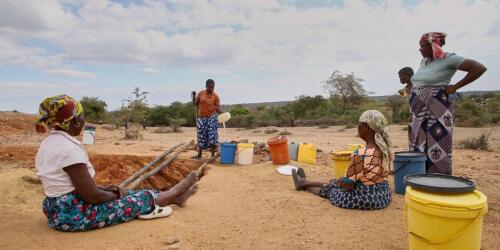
xmin=196 ymin=152 xmax=220 ymax=177
xmin=119 ymin=142 xmax=184 ymax=188
xmin=127 ymin=140 xmax=195 ymax=189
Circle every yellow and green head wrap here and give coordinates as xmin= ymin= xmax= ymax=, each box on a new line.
xmin=36 ymin=95 xmax=84 ymax=131
xmin=359 ymin=110 xmax=394 ymax=171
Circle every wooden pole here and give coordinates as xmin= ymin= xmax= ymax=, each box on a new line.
xmin=119 ymin=142 xmax=184 ymax=188
xmin=196 ymin=152 xmax=220 ymax=177
xmin=127 ymin=140 xmax=195 ymax=189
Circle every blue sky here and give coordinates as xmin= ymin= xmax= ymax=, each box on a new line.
xmin=1 ymin=0 xmax=499 ymax=113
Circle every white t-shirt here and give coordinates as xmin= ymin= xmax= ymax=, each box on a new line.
xmin=35 ymin=130 xmax=95 ymax=197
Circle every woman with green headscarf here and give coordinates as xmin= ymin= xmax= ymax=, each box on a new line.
xmin=291 ymin=110 xmax=393 ymax=210
xmin=35 ymin=95 xmax=201 ymax=231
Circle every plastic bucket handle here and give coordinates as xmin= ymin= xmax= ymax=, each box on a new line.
xmin=391 ymin=160 xmax=412 ymax=175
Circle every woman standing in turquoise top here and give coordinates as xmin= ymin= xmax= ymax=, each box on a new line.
xmin=409 ymin=32 xmax=486 ymax=175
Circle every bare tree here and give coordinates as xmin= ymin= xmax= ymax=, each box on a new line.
xmin=323 ymin=71 xmax=368 ymax=113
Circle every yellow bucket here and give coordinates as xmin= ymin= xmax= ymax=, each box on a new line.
xmin=332 ymin=150 xmax=352 ymax=178
xmin=404 ymin=186 xmax=488 ymax=250
xmin=297 ymin=143 xmax=317 ymax=165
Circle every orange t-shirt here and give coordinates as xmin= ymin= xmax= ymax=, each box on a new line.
xmin=197 ymin=90 xmax=220 ymax=117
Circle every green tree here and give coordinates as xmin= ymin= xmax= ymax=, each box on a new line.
xmin=323 ymin=71 xmax=369 ymax=114
xmin=121 ymin=86 xmax=149 ymax=123
xmin=386 ymin=95 xmax=407 ymax=123
xmin=80 ymin=96 xmax=108 ymax=123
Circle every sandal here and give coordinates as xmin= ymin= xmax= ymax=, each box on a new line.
xmin=138 ymin=205 xmax=173 ymax=220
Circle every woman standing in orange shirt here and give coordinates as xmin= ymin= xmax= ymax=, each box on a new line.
xmin=195 ymin=79 xmax=223 ymax=159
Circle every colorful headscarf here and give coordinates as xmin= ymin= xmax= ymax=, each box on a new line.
xmin=36 ymin=95 xmax=84 ymax=131
xmin=421 ymin=32 xmax=447 ymax=59
xmin=359 ymin=110 xmax=394 ymax=171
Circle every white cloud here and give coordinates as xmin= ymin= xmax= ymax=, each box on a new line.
xmin=42 ymin=68 xmax=97 ymax=78
xmin=141 ymin=67 xmax=161 ymax=73
xmin=0 ymin=0 xmax=499 ymax=100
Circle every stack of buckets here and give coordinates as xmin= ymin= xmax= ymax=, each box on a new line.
xmin=392 ymin=152 xmax=488 ymax=250
xmin=220 ymin=143 xmax=255 ymax=165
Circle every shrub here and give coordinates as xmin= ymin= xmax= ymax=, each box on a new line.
xmin=253 ymin=130 xmax=261 ymax=133
xmin=264 ymin=128 xmax=279 ymax=134
xmin=279 ymin=130 xmax=292 ymax=135
xmin=459 ymin=133 xmax=491 ymax=151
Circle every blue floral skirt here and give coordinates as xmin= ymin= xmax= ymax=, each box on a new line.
xmin=42 ymin=189 xmax=158 ymax=232
xmin=319 ymin=180 xmax=391 ymax=210
xmin=197 ymin=115 xmax=219 ymax=150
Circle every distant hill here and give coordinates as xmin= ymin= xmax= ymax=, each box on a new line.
xmin=225 ymin=90 xmax=499 ymax=108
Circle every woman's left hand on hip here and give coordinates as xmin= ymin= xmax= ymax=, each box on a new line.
xmin=444 ymin=85 xmax=457 ymax=95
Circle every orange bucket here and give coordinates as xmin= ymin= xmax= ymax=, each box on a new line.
xmin=267 ymin=136 xmax=290 ymax=165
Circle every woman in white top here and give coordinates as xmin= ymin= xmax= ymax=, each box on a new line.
xmin=35 ymin=95 xmax=200 ymax=231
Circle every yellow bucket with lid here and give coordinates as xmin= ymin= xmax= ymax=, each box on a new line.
xmin=332 ymin=150 xmax=353 ymax=178
xmin=404 ymin=186 xmax=488 ymax=250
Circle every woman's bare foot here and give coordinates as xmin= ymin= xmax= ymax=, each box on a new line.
xmin=292 ymin=169 xmax=306 ymax=191
xmin=173 ymin=185 xmax=199 ymax=207
xmin=197 ymin=166 xmax=211 ymax=180
xmin=170 ymin=171 xmax=198 ymax=196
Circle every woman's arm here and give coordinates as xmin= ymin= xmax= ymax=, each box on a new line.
xmin=445 ymin=59 xmax=487 ymax=94
xmin=64 ymin=163 xmax=118 ymax=204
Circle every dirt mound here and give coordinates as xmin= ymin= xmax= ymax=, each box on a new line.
xmin=0 ymin=145 xmax=38 ymax=167
xmin=91 ymin=154 xmax=202 ymax=190
xmin=0 ymin=112 xmax=37 ymax=135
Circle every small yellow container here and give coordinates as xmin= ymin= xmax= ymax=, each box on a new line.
xmin=332 ymin=150 xmax=353 ymax=178
xmin=347 ymin=144 xmax=364 ymax=151
xmin=405 ymin=186 xmax=488 ymax=250
xmin=297 ymin=143 xmax=317 ymax=165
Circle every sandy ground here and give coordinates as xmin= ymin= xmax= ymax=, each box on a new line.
xmin=0 ymin=111 xmax=499 ymax=249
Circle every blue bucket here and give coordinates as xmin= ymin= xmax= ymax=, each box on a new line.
xmin=220 ymin=143 xmax=237 ymax=164
xmin=288 ymin=143 xmax=299 ymax=161
xmin=393 ymin=151 xmax=427 ymax=194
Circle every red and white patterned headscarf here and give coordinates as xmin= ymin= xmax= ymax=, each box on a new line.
xmin=421 ymin=32 xmax=447 ymax=59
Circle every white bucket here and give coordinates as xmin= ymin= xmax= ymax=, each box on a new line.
xmin=218 ymin=112 xmax=231 ymax=123
xmin=82 ymin=130 xmax=96 ymax=145
xmin=237 ymin=143 xmax=254 ymax=165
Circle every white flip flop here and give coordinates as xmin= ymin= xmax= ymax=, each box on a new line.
xmin=138 ymin=205 xmax=173 ymax=220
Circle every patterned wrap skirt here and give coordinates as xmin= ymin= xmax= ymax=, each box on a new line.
xmin=319 ymin=180 xmax=391 ymax=210
xmin=409 ymin=87 xmax=453 ymax=175
xmin=197 ymin=114 xmax=219 ymax=150
xmin=42 ymin=189 xmax=158 ymax=232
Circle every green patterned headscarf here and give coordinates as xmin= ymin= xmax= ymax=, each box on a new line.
xmin=36 ymin=95 xmax=84 ymax=131
xmin=359 ymin=110 xmax=394 ymax=170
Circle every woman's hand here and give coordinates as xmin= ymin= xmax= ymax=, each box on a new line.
xmin=444 ymin=85 xmax=458 ymax=95
xmin=101 ymin=185 xmax=129 ymax=198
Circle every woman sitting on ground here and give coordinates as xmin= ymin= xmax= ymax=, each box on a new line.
xmin=35 ymin=95 xmax=200 ymax=232
xmin=292 ymin=110 xmax=394 ymax=210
